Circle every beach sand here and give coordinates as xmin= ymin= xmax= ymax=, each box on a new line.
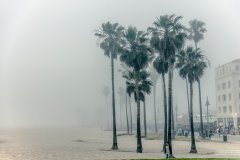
xmin=0 ymin=127 xmax=240 ymax=160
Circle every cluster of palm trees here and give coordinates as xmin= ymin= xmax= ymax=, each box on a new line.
xmin=95 ymin=14 xmax=209 ymax=156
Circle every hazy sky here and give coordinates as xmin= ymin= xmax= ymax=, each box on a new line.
xmin=0 ymin=0 xmax=240 ymax=127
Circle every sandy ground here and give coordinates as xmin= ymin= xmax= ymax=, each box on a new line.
xmin=0 ymin=127 xmax=240 ymax=160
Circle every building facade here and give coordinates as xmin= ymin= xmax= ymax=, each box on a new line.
xmin=215 ymin=59 xmax=240 ymax=133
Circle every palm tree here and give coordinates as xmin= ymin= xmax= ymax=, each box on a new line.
xmin=120 ymin=26 xmax=152 ymax=153
xmin=189 ymin=19 xmax=207 ymax=138
xmin=148 ymin=14 xmax=187 ymax=156
xmin=150 ymin=67 xmax=159 ymax=132
xmin=95 ymin=21 xmax=124 ymax=150
xmin=102 ymin=86 xmax=110 ymax=129
xmin=195 ymin=60 xmax=208 ymax=137
xmin=153 ymin=57 xmax=168 ymax=151
xmin=176 ymin=46 xmax=208 ymax=153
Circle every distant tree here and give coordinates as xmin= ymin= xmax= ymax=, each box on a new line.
xmin=120 ymin=26 xmax=152 ymax=153
xmin=118 ymin=87 xmax=124 ymax=129
xmin=125 ymin=91 xmax=130 ymax=134
xmin=150 ymin=67 xmax=159 ymax=133
xmin=119 ymin=63 xmax=132 ymax=134
xmin=102 ymin=86 xmax=110 ymax=129
xmin=95 ymin=21 xmax=124 ymax=150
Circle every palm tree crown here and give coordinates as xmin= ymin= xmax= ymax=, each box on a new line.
xmin=189 ymin=19 xmax=207 ymax=48
xmin=176 ymin=46 xmax=207 ymax=83
xmin=148 ymin=14 xmax=187 ymax=63
xmin=120 ymin=26 xmax=151 ymax=71
xmin=95 ymin=21 xmax=125 ymax=58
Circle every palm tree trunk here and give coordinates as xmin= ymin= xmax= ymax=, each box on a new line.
xmin=198 ymin=79 xmax=204 ymax=139
xmin=194 ymin=42 xmax=197 ymax=50
xmin=129 ymin=95 xmax=133 ymax=134
xmin=162 ymin=73 xmax=168 ymax=151
xmin=189 ymin=81 xmax=197 ymax=153
xmin=125 ymin=92 xmax=130 ymax=134
xmin=168 ymin=65 xmax=173 ymax=156
xmin=119 ymin=96 xmax=122 ymax=129
xmin=172 ymin=105 xmax=175 ymax=139
xmin=136 ymin=83 xmax=142 ymax=153
xmin=111 ymin=55 xmax=118 ymax=150
xmin=186 ymin=78 xmax=191 ymax=128
xmin=153 ymin=85 xmax=157 ymax=132
xmin=143 ymin=96 xmax=147 ymax=137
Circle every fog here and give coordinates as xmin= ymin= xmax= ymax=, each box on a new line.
xmin=0 ymin=0 xmax=240 ymax=128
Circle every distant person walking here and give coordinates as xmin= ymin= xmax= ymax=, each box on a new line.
xmin=164 ymin=142 xmax=170 ymax=159
xmin=218 ymin=127 xmax=221 ymax=137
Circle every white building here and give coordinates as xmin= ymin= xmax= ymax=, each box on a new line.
xmin=215 ymin=59 xmax=240 ymax=133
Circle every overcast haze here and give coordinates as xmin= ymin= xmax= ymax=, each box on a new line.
xmin=0 ymin=0 xmax=240 ymax=127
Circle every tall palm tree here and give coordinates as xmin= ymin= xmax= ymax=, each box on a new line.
xmin=196 ymin=60 xmax=208 ymax=136
xmin=176 ymin=46 xmax=207 ymax=153
xmin=95 ymin=21 xmax=124 ymax=150
xmin=150 ymin=67 xmax=159 ymax=132
xmin=153 ymin=57 xmax=168 ymax=151
xmin=102 ymin=86 xmax=110 ymax=129
xmin=120 ymin=26 xmax=152 ymax=153
xmin=189 ymin=19 xmax=207 ymax=138
xmin=148 ymin=14 xmax=187 ymax=156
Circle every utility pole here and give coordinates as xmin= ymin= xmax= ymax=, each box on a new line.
xmin=175 ymin=105 xmax=178 ymax=124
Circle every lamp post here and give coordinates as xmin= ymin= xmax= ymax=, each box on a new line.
xmin=175 ymin=105 xmax=178 ymax=124
xmin=205 ymin=97 xmax=210 ymax=128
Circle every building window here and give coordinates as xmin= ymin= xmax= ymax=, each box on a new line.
xmin=229 ymin=106 xmax=232 ymax=113
xmin=219 ymin=107 xmax=221 ymax=113
xmin=236 ymin=65 xmax=239 ymax=71
xmin=222 ymin=83 xmax=226 ymax=90
xmin=218 ymin=84 xmax=220 ymax=91
xmin=229 ymin=93 xmax=231 ymax=100
xmin=223 ymin=106 xmax=227 ymax=114
xmin=228 ymin=81 xmax=231 ymax=88
xmin=222 ymin=94 xmax=226 ymax=101
xmin=218 ymin=96 xmax=221 ymax=102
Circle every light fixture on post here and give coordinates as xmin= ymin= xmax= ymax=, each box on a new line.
xmin=205 ymin=97 xmax=210 ymax=127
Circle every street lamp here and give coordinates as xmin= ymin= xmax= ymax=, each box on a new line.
xmin=205 ymin=97 xmax=210 ymax=127
xmin=175 ymin=105 xmax=178 ymax=124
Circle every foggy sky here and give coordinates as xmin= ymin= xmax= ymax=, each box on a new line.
xmin=0 ymin=0 xmax=240 ymax=127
